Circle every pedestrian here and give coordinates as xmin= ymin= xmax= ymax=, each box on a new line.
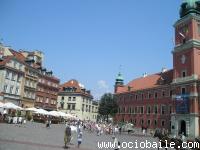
xmin=77 ymin=132 xmax=83 ymax=148
xmin=112 ymin=136 xmax=120 ymax=150
xmin=119 ymin=126 xmax=122 ymax=135
xmin=64 ymin=124 xmax=72 ymax=148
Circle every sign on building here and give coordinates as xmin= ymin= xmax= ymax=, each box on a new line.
xmin=175 ymin=95 xmax=189 ymax=113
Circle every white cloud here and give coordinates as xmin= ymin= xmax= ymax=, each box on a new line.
xmin=93 ymin=80 xmax=112 ymax=100
xmin=97 ymin=80 xmax=109 ymax=89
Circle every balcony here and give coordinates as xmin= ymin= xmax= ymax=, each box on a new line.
xmin=172 ymin=74 xmax=198 ymax=84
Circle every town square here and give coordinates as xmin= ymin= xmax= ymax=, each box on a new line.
xmin=1 ymin=0 xmax=200 ymax=150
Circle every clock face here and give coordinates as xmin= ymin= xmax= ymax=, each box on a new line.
xmin=181 ymin=55 xmax=186 ymax=64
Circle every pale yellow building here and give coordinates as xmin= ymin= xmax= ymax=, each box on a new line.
xmin=57 ymin=79 xmax=99 ymax=122
xmin=0 ymin=44 xmax=25 ymax=105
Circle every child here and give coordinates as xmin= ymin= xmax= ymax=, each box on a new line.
xmin=77 ymin=132 xmax=83 ymax=148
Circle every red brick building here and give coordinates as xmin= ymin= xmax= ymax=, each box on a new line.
xmin=115 ymin=71 xmax=173 ymax=130
xmin=114 ymin=0 xmax=200 ymax=138
xmin=35 ymin=69 xmax=60 ymax=111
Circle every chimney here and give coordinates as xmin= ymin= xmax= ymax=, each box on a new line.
xmin=0 ymin=50 xmax=3 ymax=61
xmin=143 ymin=72 xmax=148 ymax=78
xmin=162 ymin=67 xmax=167 ymax=73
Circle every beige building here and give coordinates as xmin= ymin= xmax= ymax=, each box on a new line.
xmin=57 ymin=79 xmax=99 ymax=122
xmin=0 ymin=48 xmax=25 ymax=105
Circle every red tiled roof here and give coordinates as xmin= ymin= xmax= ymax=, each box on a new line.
xmin=9 ymin=49 xmax=26 ymax=62
xmin=116 ymin=69 xmax=173 ymax=94
xmin=0 ymin=56 xmax=13 ymax=66
xmin=59 ymin=79 xmax=92 ymax=97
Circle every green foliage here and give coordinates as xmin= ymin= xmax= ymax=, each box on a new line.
xmin=17 ymin=111 xmax=21 ymax=117
xmin=98 ymin=93 xmax=118 ymax=121
xmin=27 ymin=114 xmax=32 ymax=121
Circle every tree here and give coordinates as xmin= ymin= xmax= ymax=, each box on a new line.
xmin=98 ymin=93 xmax=118 ymax=122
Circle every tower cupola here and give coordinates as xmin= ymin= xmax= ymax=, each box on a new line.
xmin=180 ymin=0 xmax=200 ymax=18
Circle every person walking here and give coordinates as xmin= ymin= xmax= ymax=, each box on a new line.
xmin=77 ymin=132 xmax=83 ymax=148
xmin=64 ymin=124 xmax=72 ymax=148
xmin=112 ymin=136 xmax=120 ymax=150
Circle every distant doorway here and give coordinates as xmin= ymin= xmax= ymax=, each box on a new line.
xmin=179 ymin=120 xmax=186 ymax=136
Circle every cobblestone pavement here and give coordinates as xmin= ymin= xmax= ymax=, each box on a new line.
xmin=0 ymin=122 xmax=175 ymax=150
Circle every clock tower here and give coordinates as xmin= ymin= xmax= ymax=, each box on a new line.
xmin=171 ymin=0 xmax=200 ymax=138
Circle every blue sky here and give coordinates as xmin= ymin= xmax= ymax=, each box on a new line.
xmin=0 ymin=0 xmax=182 ymax=99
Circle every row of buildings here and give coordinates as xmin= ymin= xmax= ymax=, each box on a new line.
xmin=114 ymin=0 xmax=200 ymax=138
xmin=0 ymin=44 xmax=98 ymax=121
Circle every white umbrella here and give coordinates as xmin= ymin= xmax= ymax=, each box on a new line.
xmin=3 ymin=102 xmax=22 ymax=110
xmin=66 ymin=113 xmax=75 ymax=118
xmin=25 ymin=107 xmax=38 ymax=112
xmin=33 ymin=108 xmax=49 ymax=115
xmin=0 ymin=101 xmax=4 ymax=108
xmin=57 ymin=111 xmax=68 ymax=117
xmin=48 ymin=111 xmax=60 ymax=117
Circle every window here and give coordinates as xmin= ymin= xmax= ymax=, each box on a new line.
xmin=6 ymin=71 xmax=10 ymax=79
xmin=147 ymin=120 xmax=151 ymax=126
xmin=154 ymin=105 xmax=158 ymax=114
xmin=161 ymin=120 xmax=165 ymax=127
xmin=132 ymin=107 xmax=135 ymax=114
xmin=129 ymin=107 xmax=132 ymax=114
xmin=170 ymin=90 xmax=173 ymax=97
xmin=86 ymin=105 xmax=88 ymax=112
xmin=162 ymin=91 xmax=165 ymax=97
xmin=181 ymin=87 xmax=186 ymax=94
xmin=118 ymin=107 xmax=120 ymax=113
xmin=140 ymin=107 xmax=144 ymax=114
xmin=11 ymin=73 xmax=15 ymax=81
xmin=198 ymin=24 xmax=200 ymax=35
xmin=46 ymin=98 xmax=49 ymax=103
xmin=19 ymin=64 xmax=22 ymax=71
xmin=82 ymin=104 xmax=85 ymax=111
xmin=161 ymin=105 xmax=166 ymax=115
xmin=135 ymin=107 xmax=137 ymax=114
xmin=154 ymin=120 xmax=157 ymax=126
xmin=14 ymin=61 xmax=17 ymax=68
xmin=10 ymin=86 xmax=13 ymax=94
xmin=73 ymin=97 xmax=76 ymax=101
xmin=89 ymin=105 xmax=91 ymax=112
xmin=169 ymin=106 xmax=172 ymax=114
xmin=135 ymin=95 xmax=138 ymax=100
xmin=140 ymin=119 xmax=144 ymax=125
xmin=3 ymin=85 xmax=7 ymax=92
xmin=182 ymin=71 xmax=186 ymax=77
xmin=83 ymin=98 xmax=85 ymax=102
xmin=72 ymin=104 xmax=75 ymax=110
xmin=40 ymin=97 xmax=43 ymax=103
xmin=15 ymin=87 xmax=19 ymax=95
xmin=147 ymin=106 xmax=151 ymax=114
xmin=68 ymin=97 xmax=71 ymax=101
xmin=61 ymin=102 xmax=64 ymax=109
xmin=154 ymin=92 xmax=158 ymax=99
xmin=51 ymin=100 xmax=54 ymax=104
xmin=61 ymin=96 xmax=64 ymax=100
xmin=17 ymin=75 xmax=20 ymax=82
xmin=67 ymin=104 xmax=71 ymax=110
xmin=148 ymin=93 xmax=151 ymax=99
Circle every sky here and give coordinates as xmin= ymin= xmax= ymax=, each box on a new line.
xmin=0 ymin=0 xmax=182 ymax=99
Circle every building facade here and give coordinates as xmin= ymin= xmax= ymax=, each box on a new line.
xmin=0 ymin=44 xmax=60 ymax=109
xmin=57 ymin=79 xmax=98 ymax=122
xmin=0 ymin=55 xmax=25 ymax=105
xmin=35 ymin=70 xmax=60 ymax=111
xmin=114 ymin=0 xmax=200 ymax=138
